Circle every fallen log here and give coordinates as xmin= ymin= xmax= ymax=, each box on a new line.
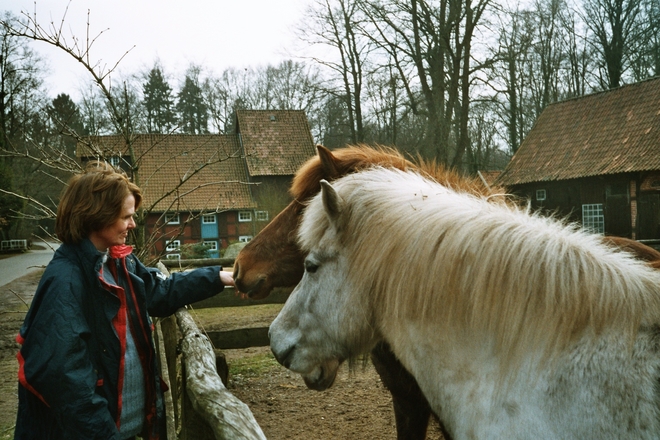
xmin=176 ymin=308 xmax=266 ymax=440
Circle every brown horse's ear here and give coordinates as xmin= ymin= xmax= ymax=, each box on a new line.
xmin=317 ymin=145 xmax=340 ymax=180
xmin=320 ymin=179 xmax=344 ymax=229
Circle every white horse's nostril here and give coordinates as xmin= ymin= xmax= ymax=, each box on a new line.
xmin=271 ymin=343 xmax=295 ymax=369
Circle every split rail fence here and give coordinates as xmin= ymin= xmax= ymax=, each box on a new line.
xmin=155 ymin=258 xmax=290 ymax=440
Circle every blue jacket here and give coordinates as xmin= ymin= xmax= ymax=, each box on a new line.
xmin=14 ymin=239 xmax=224 ymax=440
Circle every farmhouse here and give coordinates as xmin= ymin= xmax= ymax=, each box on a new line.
xmin=496 ymin=77 xmax=660 ymax=244
xmin=77 ymin=109 xmax=316 ymax=258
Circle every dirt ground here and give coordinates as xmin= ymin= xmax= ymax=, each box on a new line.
xmin=0 ymin=264 xmax=445 ymax=440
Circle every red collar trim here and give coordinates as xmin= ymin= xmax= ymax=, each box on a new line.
xmin=109 ymin=245 xmax=133 ymax=259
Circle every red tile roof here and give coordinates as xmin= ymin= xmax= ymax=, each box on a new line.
xmin=78 ymin=134 xmax=257 ymax=212
xmin=497 ymin=77 xmax=660 ymax=186
xmin=236 ymin=110 xmax=316 ymax=176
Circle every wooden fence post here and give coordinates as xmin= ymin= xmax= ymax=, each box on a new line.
xmin=176 ymin=308 xmax=267 ymax=440
xmin=154 ymin=316 xmax=178 ymax=440
xmin=155 ymin=261 xmax=266 ymax=439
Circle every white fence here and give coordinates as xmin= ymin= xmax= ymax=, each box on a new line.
xmin=1 ymin=239 xmax=28 ymax=251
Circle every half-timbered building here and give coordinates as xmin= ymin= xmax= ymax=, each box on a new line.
xmin=497 ymin=78 xmax=660 ymax=245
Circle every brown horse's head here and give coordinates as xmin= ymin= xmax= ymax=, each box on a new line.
xmin=233 ymin=144 xmax=414 ymax=299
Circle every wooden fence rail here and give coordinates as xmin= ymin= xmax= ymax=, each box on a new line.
xmin=190 ymin=286 xmax=289 ymax=350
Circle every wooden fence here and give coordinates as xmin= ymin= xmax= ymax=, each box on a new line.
xmin=155 ymin=260 xmax=290 ymax=439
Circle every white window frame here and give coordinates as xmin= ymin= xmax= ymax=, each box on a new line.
xmin=536 ymin=189 xmax=546 ymax=201
xmin=109 ymin=156 xmax=121 ymax=168
xmin=238 ymin=211 xmax=252 ymax=222
xmin=166 ymin=239 xmax=181 ymax=252
xmin=238 ymin=235 xmax=253 ymax=243
xmin=203 ymin=240 xmax=218 ymax=251
xmin=202 ymin=214 xmax=217 ymax=224
xmin=165 ymin=213 xmax=180 ymax=225
xmin=165 ymin=253 xmax=180 ymax=260
xmin=255 ymin=210 xmax=269 ymax=222
xmin=582 ymin=204 xmax=605 ymax=234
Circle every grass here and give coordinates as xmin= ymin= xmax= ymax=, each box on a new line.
xmin=0 ymin=428 xmax=13 ymax=440
xmin=187 ymin=303 xmax=283 ymax=332
xmin=229 ymin=351 xmax=280 ymax=378
xmin=191 ymin=303 xmax=283 ymax=320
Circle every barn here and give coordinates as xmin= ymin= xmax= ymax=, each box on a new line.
xmin=77 ymin=109 xmax=316 ymax=258
xmin=496 ymin=77 xmax=660 ymax=246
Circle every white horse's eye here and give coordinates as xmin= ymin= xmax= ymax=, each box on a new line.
xmin=305 ymin=260 xmax=319 ymax=273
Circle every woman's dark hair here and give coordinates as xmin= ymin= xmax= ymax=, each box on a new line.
xmin=55 ymin=161 xmax=142 ymax=244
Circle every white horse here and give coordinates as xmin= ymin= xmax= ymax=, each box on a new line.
xmin=269 ymin=167 xmax=660 ymax=439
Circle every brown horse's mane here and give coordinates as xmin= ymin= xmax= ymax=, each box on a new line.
xmin=290 ymin=144 xmax=503 ymax=201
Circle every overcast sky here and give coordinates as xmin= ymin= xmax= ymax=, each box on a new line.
xmin=3 ymin=0 xmax=313 ymax=98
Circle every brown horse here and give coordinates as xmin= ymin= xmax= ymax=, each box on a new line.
xmin=234 ymin=144 xmax=660 ymax=439
xmin=234 ymin=144 xmax=501 ymax=440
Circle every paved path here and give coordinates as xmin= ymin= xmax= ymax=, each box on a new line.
xmin=0 ymin=241 xmax=59 ymax=289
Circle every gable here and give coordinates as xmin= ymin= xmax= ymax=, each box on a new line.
xmin=236 ymin=110 xmax=316 ymax=176
xmin=498 ymin=77 xmax=660 ymax=186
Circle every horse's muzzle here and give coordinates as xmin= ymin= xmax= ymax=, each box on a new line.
xmin=302 ymin=359 xmax=340 ymax=391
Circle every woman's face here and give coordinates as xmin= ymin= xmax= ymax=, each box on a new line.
xmin=89 ymin=194 xmax=136 ymax=251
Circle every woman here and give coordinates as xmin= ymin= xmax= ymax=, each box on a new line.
xmin=14 ymin=162 xmax=234 ymax=439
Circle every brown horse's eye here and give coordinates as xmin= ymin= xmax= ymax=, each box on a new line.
xmin=305 ymin=260 xmax=319 ymax=273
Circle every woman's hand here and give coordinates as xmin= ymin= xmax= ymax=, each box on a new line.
xmin=220 ymin=270 xmax=235 ymax=287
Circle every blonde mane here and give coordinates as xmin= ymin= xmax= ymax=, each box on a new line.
xmin=299 ymin=168 xmax=660 ymax=367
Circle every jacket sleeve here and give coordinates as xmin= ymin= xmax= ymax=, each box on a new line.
xmin=135 ymin=259 xmax=225 ymax=317
xmin=18 ymin=269 xmax=120 ymax=439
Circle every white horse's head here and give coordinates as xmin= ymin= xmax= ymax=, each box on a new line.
xmin=269 ymin=179 xmax=377 ymax=391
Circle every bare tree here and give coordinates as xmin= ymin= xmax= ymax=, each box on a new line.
xmin=202 ymin=68 xmax=248 ymax=134
xmin=487 ymin=5 xmax=535 ymax=154
xmin=364 ymin=64 xmax=403 ymax=146
xmin=199 ymin=62 xmax=325 ymax=142
xmin=265 ymin=60 xmax=323 ymax=111
xmin=581 ymin=0 xmax=647 ymax=88
xmin=360 ymin=0 xmax=495 ymax=167
xmin=486 ymin=0 xmax=598 ymax=155
xmin=559 ymin=5 xmax=594 ymax=97
xmin=528 ymin=0 xmax=566 ymax=115
xmin=465 ymin=99 xmax=503 ymax=173
xmin=301 ymin=0 xmax=371 ymax=144
xmin=629 ymin=0 xmax=660 ymax=81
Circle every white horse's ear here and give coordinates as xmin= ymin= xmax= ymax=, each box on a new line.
xmin=320 ymin=179 xmax=344 ymax=228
